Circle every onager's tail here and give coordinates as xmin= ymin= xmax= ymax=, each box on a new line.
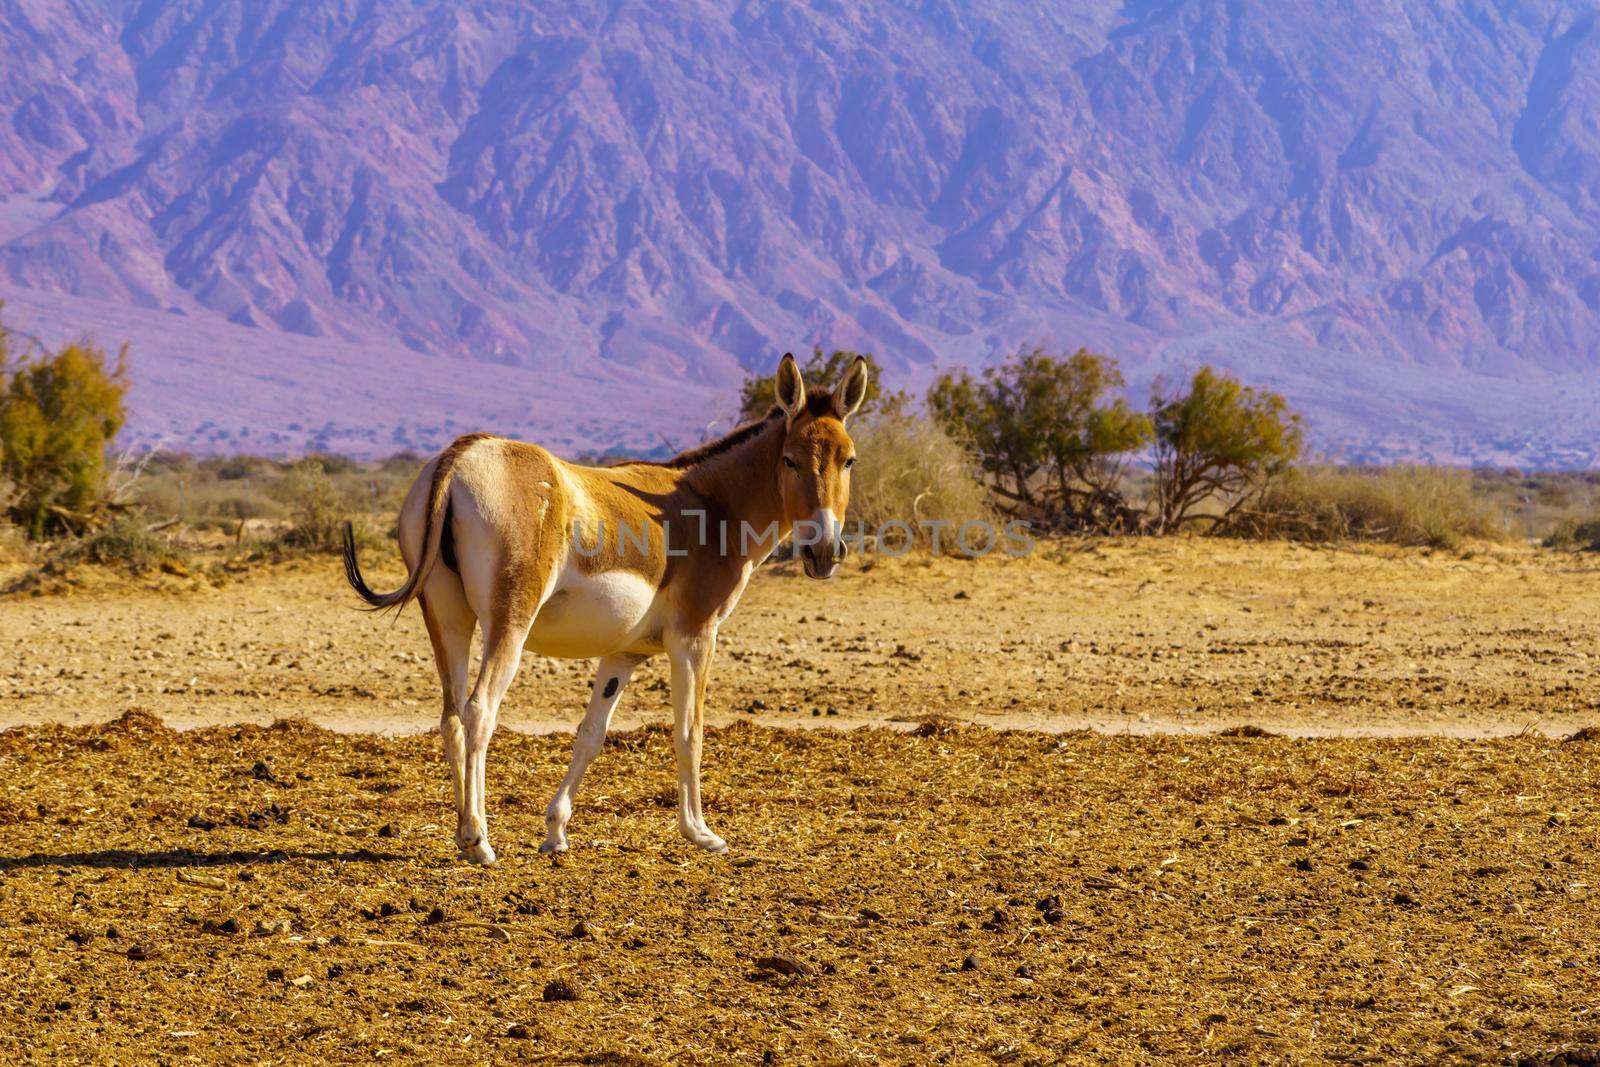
xmin=342 ymin=433 xmax=488 ymax=613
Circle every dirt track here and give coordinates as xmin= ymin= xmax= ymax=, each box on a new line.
xmin=2 ymin=713 xmax=1599 ymax=1064
xmin=4 ymin=539 xmax=1599 ymax=737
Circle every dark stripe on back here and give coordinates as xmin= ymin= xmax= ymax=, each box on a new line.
xmin=656 ymin=389 xmax=836 ymax=470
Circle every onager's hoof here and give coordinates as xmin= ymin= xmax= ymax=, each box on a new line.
xmin=457 ymin=840 xmax=498 ymax=866
xmin=537 ymin=837 xmax=568 ymax=854
xmin=686 ymin=830 xmax=727 ymax=854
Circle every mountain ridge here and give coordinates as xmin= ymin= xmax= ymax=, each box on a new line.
xmin=1 ymin=1 xmax=1597 ymax=465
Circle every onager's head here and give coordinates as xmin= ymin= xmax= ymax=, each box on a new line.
xmin=772 ymin=352 xmax=869 ymax=579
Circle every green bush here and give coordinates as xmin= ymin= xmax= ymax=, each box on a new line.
xmin=0 ymin=314 xmax=130 ymax=538
xmin=1238 ymin=467 xmax=1502 ymax=548
xmin=1152 ymin=366 xmax=1303 ymax=531
xmin=927 ymin=347 xmax=1152 ymax=531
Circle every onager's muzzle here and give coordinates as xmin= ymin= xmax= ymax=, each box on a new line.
xmin=795 ymin=510 xmax=846 ymax=580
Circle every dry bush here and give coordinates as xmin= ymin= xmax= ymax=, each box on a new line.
xmin=147 ymin=454 xmax=285 ymax=524
xmin=263 ymin=459 xmax=386 ymax=555
xmin=379 ymin=451 xmax=424 ymax=475
xmin=205 ymin=455 xmax=277 ymax=481
xmin=1543 ymin=516 xmax=1600 ymax=552
xmin=199 ymin=491 xmax=285 ymax=522
xmin=122 ymin=452 xmax=411 ymax=563
xmin=0 ymin=473 xmax=24 ymax=563
xmin=68 ymin=513 xmax=190 ymax=571
xmin=0 ymin=520 xmax=30 ymax=565
xmin=273 ymin=459 xmax=349 ymax=552
xmin=847 ymin=413 xmax=995 ymax=551
xmin=1236 ymin=467 xmax=1502 ymax=549
xmin=3 ymin=513 xmax=190 ymax=593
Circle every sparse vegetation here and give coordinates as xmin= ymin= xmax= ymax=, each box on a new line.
xmin=3 ymin=513 xmax=190 ymax=595
xmin=6 ymin=326 xmax=1597 ymax=586
xmin=1233 ymin=467 xmax=1503 ymax=548
xmin=1544 ymin=515 xmax=1600 ymax=552
xmin=273 ymin=458 xmax=350 ymax=552
xmin=0 ymin=519 xmax=31 ymax=565
xmin=49 ymin=513 xmax=189 ymax=574
xmin=123 ymin=452 xmax=411 ymax=536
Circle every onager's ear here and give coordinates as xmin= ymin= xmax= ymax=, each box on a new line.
xmin=833 ymin=356 xmax=870 ymax=420
xmin=774 ymin=352 xmax=806 ymax=420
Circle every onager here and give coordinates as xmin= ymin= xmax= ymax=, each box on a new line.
xmin=342 ymin=354 xmax=868 ymax=863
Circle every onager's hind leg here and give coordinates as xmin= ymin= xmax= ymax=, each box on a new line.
xmin=541 ymin=654 xmax=644 ymax=853
xmin=666 ymin=629 xmax=726 ymax=853
xmin=420 ymin=579 xmax=475 ymax=853
xmin=456 ymin=615 xmax=534 ymax=865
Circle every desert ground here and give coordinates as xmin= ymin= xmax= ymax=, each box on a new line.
xmin=5 ymin=538 xmax=1600 ymax=738
xmin=3 ymin=540 xmax=1600 ymax=1063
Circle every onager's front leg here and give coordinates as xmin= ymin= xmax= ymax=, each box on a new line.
xmin=541 ymin=654 xmax=643 ymax=853
xmin=666 ymin=629 xmax=725 ymax=852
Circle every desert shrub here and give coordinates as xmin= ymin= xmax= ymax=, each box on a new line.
xmin=274 ymin=459 xmax=346 ymax=551
xmin=0 ymin=519 xmax=30 ymax=564
xmin=130 ymin=476 xmax=200 ymax=523
xmin=141 ymin=451 xmax=195 ymax=474
xmin=305 ymin=452 xmax=359 ymax=476
xmin=1151 ymin=366 xmax=1302 ymax=531
xmin=0 ymin=317 xmax=130 ymax=538
xmin=738 ymin=349 xmax=905 ymax=421
xmin=0 ymin=469 xmax=18 ymax=559
xmin=204 ymin=492 xmax=286 ymax=522
xmin=927 ymin=347 xmax=1151 ymax=531
xmin=380 ymin=451 xmax=424 ymax=474
xmin=206 ymin=455 xmax=276 ymax=481
xmin=16 ymin=512 xmax=188 ymax=580
xmin=2 ymin=512 xmax=190 ymax=595
xmin=1236 ymin=467 xmax=1501 ymax=548
xmin=1544 ymin=516 xmax=1600 ymax=552
xmin=72 ymin=513 xmax=189 ymax=571
xmin=846 ymin=414 xmax=995 ymax=551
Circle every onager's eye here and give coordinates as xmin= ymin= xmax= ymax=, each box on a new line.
xmin=843 ymin=456 xmax=856 ymax=470
xmin=782 ymin=456 xmax=799 ymax=472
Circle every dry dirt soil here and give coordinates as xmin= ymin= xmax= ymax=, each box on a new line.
xmin=2 ymin=715 xmax=1599 ymax=1064
xmin=2 ymin=540 xmax=1600 ymax=1064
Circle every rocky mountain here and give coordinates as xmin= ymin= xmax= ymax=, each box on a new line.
xmin=1 ymin=0 xmax=1598 ymax=464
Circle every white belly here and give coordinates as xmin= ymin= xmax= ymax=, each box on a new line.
xmin=526 ymin=565 xmax=663 ymax=659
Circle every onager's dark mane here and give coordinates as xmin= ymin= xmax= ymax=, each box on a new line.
xmin=630 ymin=390 xmax=838 ymax=470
